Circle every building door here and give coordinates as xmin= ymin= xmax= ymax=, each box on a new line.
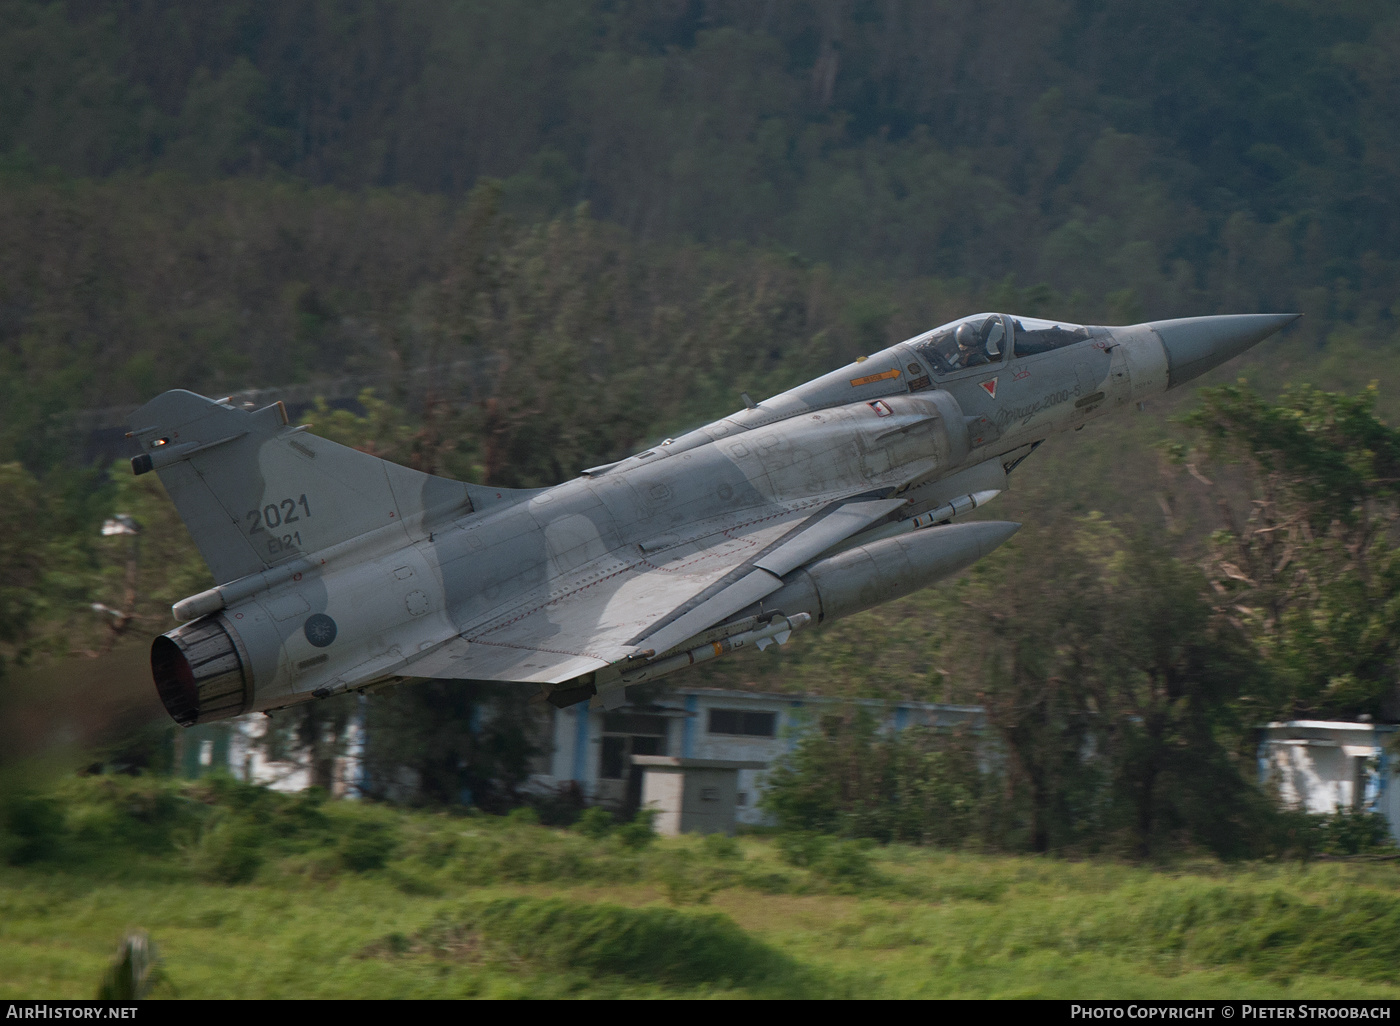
xmin=598 ymin=713 xmax=668 ymax=812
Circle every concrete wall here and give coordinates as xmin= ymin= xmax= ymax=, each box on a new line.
xmin=641 ymin=766 xmax=742 ymax=836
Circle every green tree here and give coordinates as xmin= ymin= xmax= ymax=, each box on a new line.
xmin=1180 ymin=384 xmax=1400 ymax=720
xmin=762 ymin=709 xmax=988 ymax=846
xmin=361 ymin=681 xmax=544 ymax=810
xmin=948 ymin=515 xmax=1267 ymax=856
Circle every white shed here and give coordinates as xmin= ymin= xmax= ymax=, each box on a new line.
xmin=633 ymin=755 xmax=768 ymax=836
xmin=1257 ymin=720 xmax=1399 ymax=841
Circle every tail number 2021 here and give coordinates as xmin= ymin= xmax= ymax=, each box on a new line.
xmin=247 ymin=494 xmax=312 ymax=535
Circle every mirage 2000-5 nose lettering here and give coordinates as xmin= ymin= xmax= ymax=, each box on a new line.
xmin=134 ymin=311 xmax=1299 ymax=725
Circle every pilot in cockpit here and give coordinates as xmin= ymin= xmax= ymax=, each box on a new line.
xmin=916 ymin=314 xmax=1008 ymax=375
xmin=953 ymin=318 xmax=1003 ymax=369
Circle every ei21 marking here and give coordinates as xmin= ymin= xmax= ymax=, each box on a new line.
xmin=265 ymin=532 xmax=304 ymax=556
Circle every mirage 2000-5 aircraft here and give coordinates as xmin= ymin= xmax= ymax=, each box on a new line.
xmin=135 ymin=311 xmax=1297 ymax=726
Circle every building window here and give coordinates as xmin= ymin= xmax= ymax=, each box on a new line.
xmin=603 ymin=713 xmax=667 ymax=736
xmin=599 ymin=713 xmax=668 ymax=780
xmin=707 ymin=708 xmax=776 ymax=737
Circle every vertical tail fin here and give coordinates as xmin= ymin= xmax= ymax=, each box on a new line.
xmin=128 ymin=390 xmax=471 ymax=584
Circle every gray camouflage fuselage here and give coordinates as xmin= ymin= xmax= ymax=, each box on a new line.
xmin=136 ymin=311 xmax=1297 ymax=725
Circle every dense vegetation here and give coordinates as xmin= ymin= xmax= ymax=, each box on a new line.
xmin=7 ymin=0 xmax=1400 ymax=309
xmin=5 ymin=2 xmax=1400 ymax=866
xmin=7 ymin=0 xmax=1400 ymax=443
xmin=4 ymin=776 xmax=1400 ymax=999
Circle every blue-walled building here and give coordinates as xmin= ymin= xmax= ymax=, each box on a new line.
xmin=539 ymin=687 xmax=984 ymax=825
xmin=196 ymin=686 xmax=981 ymax=822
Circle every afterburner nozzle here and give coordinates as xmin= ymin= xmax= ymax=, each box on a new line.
xmin=1151 ymin=313 xmax=1300 ymax=389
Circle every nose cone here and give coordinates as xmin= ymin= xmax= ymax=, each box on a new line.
xmin=1150 ymin=313 xmax=1300 ymax=389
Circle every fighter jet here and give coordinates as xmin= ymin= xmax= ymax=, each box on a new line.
xmin=135 ymin=311 xmax=1297 ymax=725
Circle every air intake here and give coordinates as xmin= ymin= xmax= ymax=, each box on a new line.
xmin=151 ymin=616 xmax=249 ymax=727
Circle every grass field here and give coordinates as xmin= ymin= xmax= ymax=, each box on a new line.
xmin=3 ymin=777 xmax=1400 ymax=999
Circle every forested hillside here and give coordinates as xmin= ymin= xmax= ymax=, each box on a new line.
xmin=5 ymin=0 xmax=1400 ymax=446
xmin=5 ymin=2 xmax=1400 ymax=854
xmin=6 ymin=0 xmax=1400 ymax=304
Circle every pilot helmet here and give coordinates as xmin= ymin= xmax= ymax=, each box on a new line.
xmin=954 ymin=322 xmax=980 ymax=351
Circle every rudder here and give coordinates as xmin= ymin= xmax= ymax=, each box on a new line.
xmin=128 ymin=390 xmax=471 ymax=584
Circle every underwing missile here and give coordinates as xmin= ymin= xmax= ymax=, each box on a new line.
xmin=618 ymin=613 xmax=813 ymax=685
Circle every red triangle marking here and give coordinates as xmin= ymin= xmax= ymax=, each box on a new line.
xmin=980 ymin=377 xmax=998 ymax=398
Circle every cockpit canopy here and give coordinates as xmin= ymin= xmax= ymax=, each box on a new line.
xmin=908 ymin=313 xmax=1102 ymax=376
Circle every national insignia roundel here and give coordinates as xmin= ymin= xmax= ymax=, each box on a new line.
xmin=304 ymin=613 xmax=338 ymax=648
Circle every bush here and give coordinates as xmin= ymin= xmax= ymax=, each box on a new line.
xmin=527 ymin=783 xmax=587 ymax=827
xmin=2 ymin=794 xmax=67 ymax=865
xmin=575 ymin=807 xmax=614 ymax=839
xmin=114 ymin=786 xmax=199 ymax=852
xmin=1320 ymin=808 xmax=1394 ymax=855
xmin=700 ymin=833 xmax=741 ymax=860
xmin=460 ymin=896 xmax=815 ymax=993
xmin=192 ymin=819 xmax=264 ymax=884
xmin=773 ymin=831 xmax=881 ymax=892
xmin=505 ymin=806 xmax=540 ymax=827
xmin=812 ymin=839 xmax=872 ymax=886
xmin=762 ymin=714 xmax=988 ymax=846
xmin=615 ymin=808 xmax=656 ymax=850
xmin=269 ymin=787 xmax=329 ymax=838
xmin=338 ymin=820 xmax=399 ymax=871
xmin=774 ymin=830 xmax=828 ymax=868
xmin=1263 ymin=807 xmax=1395 ymax=860
xmin=411 ymin=832 xmax=458 ymax=868
xmin=195 ymin=773 xmax=276 ymax=815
